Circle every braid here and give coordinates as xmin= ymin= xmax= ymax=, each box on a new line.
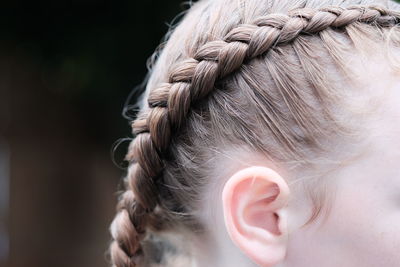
xmin=109 ymin=5 xmax=400 ymax=267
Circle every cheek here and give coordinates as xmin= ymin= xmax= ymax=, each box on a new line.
xmin=286 ymin=184 xmax=400 ymax=267
xmin=321 ymin=184 xmax=400 ymax=266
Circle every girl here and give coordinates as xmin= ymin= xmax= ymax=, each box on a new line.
xmin=109 ymin=0 xmax=400 ymax=266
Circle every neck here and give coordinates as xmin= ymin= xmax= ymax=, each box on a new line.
xmin=189 ymin=224 xmax=258 ymax=267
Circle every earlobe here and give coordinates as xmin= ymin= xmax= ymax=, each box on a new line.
xmin=222 ymin=166 xmax=290 ymax=267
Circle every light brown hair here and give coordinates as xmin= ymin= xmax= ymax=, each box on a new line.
xmin=108 ymin=0 xmax=400 ymax=266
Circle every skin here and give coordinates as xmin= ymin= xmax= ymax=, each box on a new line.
xmin=190 ymin=58 xmax=400 ymax=267
xmin=282 ymin=58 xmax=400 ymax=267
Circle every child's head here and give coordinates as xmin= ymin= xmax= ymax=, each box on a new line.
xmin=109 ymin=1 xmax=400 ymax=266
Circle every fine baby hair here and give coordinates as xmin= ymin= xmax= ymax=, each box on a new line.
xmin=109 ymin=0 xmax=400 ymax=266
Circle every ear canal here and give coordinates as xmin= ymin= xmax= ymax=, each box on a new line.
xmin=244 ymin=185 xmax=282 ymax=235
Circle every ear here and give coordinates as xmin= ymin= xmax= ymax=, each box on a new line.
xmin=222 ymin=166 xmax=290 ymax=267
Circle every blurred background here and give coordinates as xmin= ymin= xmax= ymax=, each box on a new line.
xmin=0 ymin=1 xmax=184 ymax=266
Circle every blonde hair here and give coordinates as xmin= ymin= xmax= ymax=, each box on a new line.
xmin=108 ymin=0 xmax=400 ymax=266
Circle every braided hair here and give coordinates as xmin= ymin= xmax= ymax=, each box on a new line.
xmin=109 ymin=1 xmax=400 ymax=266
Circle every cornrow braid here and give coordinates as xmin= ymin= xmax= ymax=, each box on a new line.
xmin=109 ymin=5 xmax=400 ymax=267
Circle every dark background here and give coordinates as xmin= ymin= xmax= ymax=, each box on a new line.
xmin=0 ymin=1 xmax=183 ymax=267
